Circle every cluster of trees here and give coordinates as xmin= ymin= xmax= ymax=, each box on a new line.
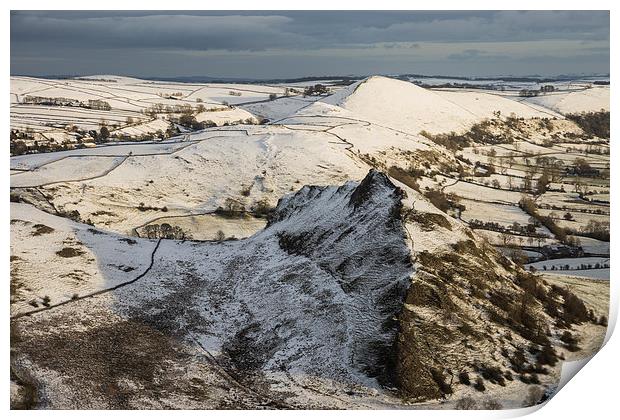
xmin=420 ymin=130 xmax=471 ymax=152
xmin=519 ymin=197 xmax=567 ymax=243
xmin=175 ymin=113 xmax=217 ymax=130
xmin=565 ymin=157 xmax=600 ymax=177
xmin=539 ymin=203 xmax=607 ymax=215
xmin=10 ymin=129 xmax=34 ymax=141
xmin=10 ymin=122 xmax=122 ymax=155
xmin=10 ymin=138 xmax=75 ymax=155
xmin=143 ymin=103 xmax=199 ymax=116
xmin=566 ymin=111 xmax=610 ymax=139
xmin=469 ymin=219 xmax=542 ymax=239
xmin=142 ymin=223 xmax=189 ymax=240
xmin=157 ymin=92 xmax=184 ymax=98
xmin=518 ymin=86 xmax=563 ymax=98
xmin=424 ymin=189 xmax=464 ymax=214
xmin=214 ymin=197 xmax=275 ymax=219
xmin=387 ymin=165 xmax=423 ymax=191
xmin=216 ymin=198 xmax=247 ymax=217
xmin=568 ymin=219 xmax=610 ymax=242
xmin=546 ymin=284 xmax=594 ymax=327
xmin=421 ymin=118 xmax=516 ymax=153
xmin=87 ymin=99 xmax=112 ymax=111
xmin=536 ymin=117 xmax=555 ymax=131
xmin=570 ymin=145 xmax=609 ymax=155
xmin=463 ymin=168 xmax=555 ymax=195
xmin=538 ymin=261 xmax=609 ymax=271
xmin=22 ymin=95 xmax=82 ymax=107
xmin=22 ymin=95 xmax=112 ymax=111
xmin=251 ymin=199 xmax=275 ymax=217
xmin=455 ymin=396 xmax=503 ymax=410
xmin=303 ymin=84 xmax=329 ymax=96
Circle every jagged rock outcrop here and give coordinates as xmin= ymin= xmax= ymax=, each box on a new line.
xmin=11 ymin=170 xmax=415 ymax=408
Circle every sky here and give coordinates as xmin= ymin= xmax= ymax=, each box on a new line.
xmin=10 ymin=10 xmax=610 ymax=79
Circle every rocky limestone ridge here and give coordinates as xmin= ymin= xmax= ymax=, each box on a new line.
xmin=10 ymin=169 xmax=597 ymax=408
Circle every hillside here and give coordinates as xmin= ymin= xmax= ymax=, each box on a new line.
xmin=10 ymin=75 xmax=609 ymax=409
xmin=522 ymin=86 xmax=610 ymax=115
xmin=321 ymin=76 xmax=564 ymax=134
xmin=11 ymin=170 xmax=603 ymax=409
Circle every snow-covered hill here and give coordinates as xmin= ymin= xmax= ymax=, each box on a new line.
xmin=521 ymin=86 xmax=610 ymax=114
xmin=321 ymin=76 xmax=567 ymax=134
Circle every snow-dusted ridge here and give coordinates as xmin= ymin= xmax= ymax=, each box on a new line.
xmin=121 ymin=169 xmax=414 ymax=388
xmin=11 ymin=170 xmax=415 ymax=407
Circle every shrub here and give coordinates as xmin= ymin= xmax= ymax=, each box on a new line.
xmin=473 ymin=377 xmax=485 ymax=392
xmin=430 ymin=368 xmax=453 ymax=396
xmin=523 ymin=386 xmax=545 ymax=407
xmin=482 ymin=399 xmax=503 ymax=410
xmin=387 ymin=166 xmax=420 ymax=191
xmin=99 ymin=126 xmax=110 ymax=141
xmin=252 ymin=199 xmax=274 ymax=217
xmin=240 ymin=185 xmax=252 ymax=197
xmin=560 ymin=331 xmax=581 ymax=352
xmin=424 ymin=189 xmax=462 ymax=213
xmin=509 ymin=348 xmax=528 ymax=373
xmin=562 ymin=289 xmax=590 ymax=324
xmin=458 ymin=371 xmax=471 ymax=385
xmin=535 ymin=344 xmax=559 ymax=367
xmin=477 ymin=365 xmax=506 ymax=386
xmin=455 ymin=397 xmax=477 ymax=410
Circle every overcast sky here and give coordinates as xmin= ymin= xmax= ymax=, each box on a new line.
xmin=10 ymin=10 xmax=610 ymax=79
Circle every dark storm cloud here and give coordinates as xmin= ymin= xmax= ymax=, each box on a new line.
xmin=10 ymin=10 xmax=610 ymax=78
xmin=11 ymin=13 xmax=309 ymax=51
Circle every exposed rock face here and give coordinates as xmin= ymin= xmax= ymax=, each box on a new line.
xmin=269 ymin=169 xmax=412 ymax=385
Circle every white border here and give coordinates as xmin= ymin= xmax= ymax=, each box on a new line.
xmin=3 ymin=2 xmax=616 ymax=418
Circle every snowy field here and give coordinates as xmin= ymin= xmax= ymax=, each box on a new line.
xmin=526 ymin=257 xmax=610 ymax=280
xmin=10 ymin=75 xmax=297 ymax=145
